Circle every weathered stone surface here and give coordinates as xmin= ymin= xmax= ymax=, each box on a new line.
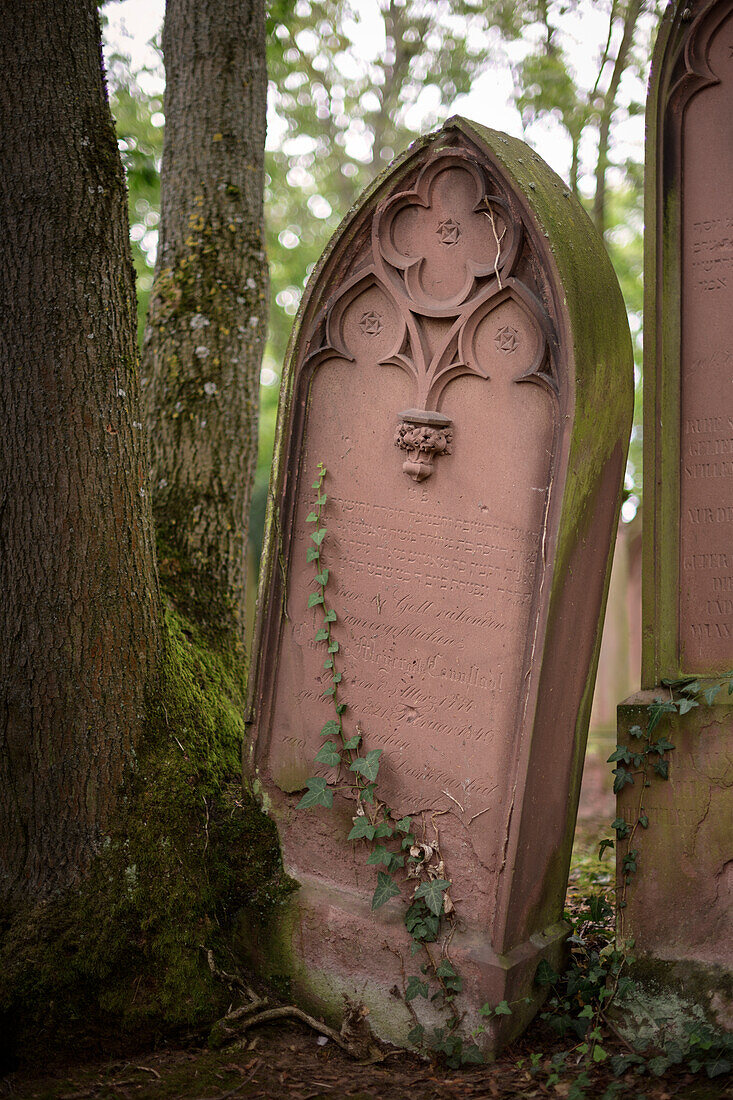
xmin=643 ymin=0 xmax=733 ymax=683
xmin=616 ymin=694 xmax=733 ymax=1027
xmin=619 ymin=0 xmax=733 ymax=1029
xmin=249 ymin=117 xmax=632 ymax=1052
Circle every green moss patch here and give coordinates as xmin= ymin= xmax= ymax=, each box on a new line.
xmin=0 ymin=601 xmax=292 ymax=1068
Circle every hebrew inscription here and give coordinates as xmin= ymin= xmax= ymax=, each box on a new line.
xmin=679 ymin=10 xmax=733 ymax=669
xmin=251 ymin=117 xmax=632 ymax=1050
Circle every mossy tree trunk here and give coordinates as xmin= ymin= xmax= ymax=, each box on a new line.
xmin=142 ymin=0 xmax=269 ymax=645
xmin=0 ymin=0 xmax=161 ymax=907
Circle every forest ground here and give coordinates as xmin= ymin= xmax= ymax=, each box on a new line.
xmin=3 ymin=820 xmax=730 ymax=1100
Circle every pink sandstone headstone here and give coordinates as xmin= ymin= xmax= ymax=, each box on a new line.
xmin=617 ymin=0 xmax=733 ymax=1031
xmin=248 ymin=117 xmax=632 ymax=1053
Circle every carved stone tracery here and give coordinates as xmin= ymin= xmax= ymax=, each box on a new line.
xmin=307 ymin=148 xmax=556 ymax=481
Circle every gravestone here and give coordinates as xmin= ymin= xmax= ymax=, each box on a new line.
xmin=248 ymin=116 xmax=632 ymax=1053
xmin=616 ymin=0 xmax=733 ymax=1030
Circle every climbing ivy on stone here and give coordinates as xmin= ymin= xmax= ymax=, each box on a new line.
xmin=297 ymin=464 xmax=483 ymax=1066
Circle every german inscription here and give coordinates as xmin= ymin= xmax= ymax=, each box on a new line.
xmin=680 ymin=11 xmax=733 ymax=669
xmin=251 ymin=118 xmax=632 ymax=1051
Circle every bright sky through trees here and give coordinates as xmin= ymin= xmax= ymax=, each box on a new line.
xmin=104 ymin=0 xmax=653 ymax=194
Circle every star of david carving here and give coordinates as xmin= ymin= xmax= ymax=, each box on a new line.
xmin=436 ymin=218 xmax=461 ymax=246
xmin=495 ymin=325 xmax=520 ymax=353
xmin=358 ymin=309 xmax=383 ymax=336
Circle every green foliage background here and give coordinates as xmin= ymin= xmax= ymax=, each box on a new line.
xmin=108 ymin=0 xmax=661 ymax=585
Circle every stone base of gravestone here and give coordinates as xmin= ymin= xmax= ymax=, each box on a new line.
xmin=615 ymin=692 xmax=733 ymax=1032
xmin=245 ymin=876 xmax=569 ymax=1052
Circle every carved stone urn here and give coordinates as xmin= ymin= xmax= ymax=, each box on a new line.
xmin=394 ymin=408 xmax=453 ymax=481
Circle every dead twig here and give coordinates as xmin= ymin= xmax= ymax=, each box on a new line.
xmin=484 ymin=204 xmax=507 ymax=289
xmin=203 ymin=946 xmax=259 ymax=1003
xmin=385 ymin=942 xmax=423 ymax=1035
xmin=134 ymin=1065 xmax=161 ymax=1079
xmin=226 ymin=1005 xmax=361 ymax=1055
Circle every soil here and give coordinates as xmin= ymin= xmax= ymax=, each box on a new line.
xmin=2 ymin=821 xmax=730 ymax=1100
xmin=3 ymin=1015 xmax=729 ymax=1100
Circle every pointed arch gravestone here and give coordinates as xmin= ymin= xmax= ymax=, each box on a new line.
xmin=247 ymin=117 xmax=632 ymax=1053
xmin=616 ymin=0 xmax=733 ymax=1029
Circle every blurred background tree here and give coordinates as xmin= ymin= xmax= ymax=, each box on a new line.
xmin=106 ymin=0 xmax=662 ymax=612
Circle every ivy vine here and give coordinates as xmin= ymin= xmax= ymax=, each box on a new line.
xmin=295 ymin=463 xmax=733 ymax=1083
xmin=599 ymin=671 xmax=733 ymax=929
xmin=297 ymin=464 xmax=489 ymax=1066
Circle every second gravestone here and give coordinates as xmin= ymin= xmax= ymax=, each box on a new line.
xmin=248 ymin=117 xmax=633 ymax=1054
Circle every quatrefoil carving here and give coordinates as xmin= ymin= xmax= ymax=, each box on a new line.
xmin=306 ymin=148 xmax=557 ymax=481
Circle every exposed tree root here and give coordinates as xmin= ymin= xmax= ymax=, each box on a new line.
xmin=205 ymin=950 xmax=383 ymax=1062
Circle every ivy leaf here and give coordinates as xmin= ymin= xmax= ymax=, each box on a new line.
xmin=405 ymin=975 xmax=429 ymax=1001
xmin=374 ymin=822 xmax=393 ymax=839
xmin=296 ymin=777 xmax=333 ymax=810
xmin=306 ymin=547 xmax=320 ymax=562
xmin=612 ymin=766 xmax=634 ymax=794
xmin=359 ymin=782 xmax=375 ymax=804
xmin=534 ymin=959 xmax=558 ymax=986
xmin=311 ymin=528 xmax=327 ymax=546
xmin=607 ymin=745 xmax=631 ymax=764
xmin=315 ymin=627 xmax=329 ymax=642
xmin=366 ymin=845 xmax=392 ymax=867
xmin=305 ymin=511 xmax=319 ymax=523
xmin=371 ymin=871 xmax=400 ymax=910
xmin=611 ymin=817 xmax=631 ymax=838
xmin=341 ymin=732 xmax=361 ymax=751
xmin=307 ymin=592 xmax=324 ymax=608
xmin=407 ymin=1024 xmax=424 ymax=1046
xmin=647 ymin=699 xmax=676 ymax=734
xmin=328 ymin=639 xmax=339 ymax=653
xmin=654 ymin=759 xmax=669 ymax=780
xmin=395 ymin=816 xmax=412 ymax=834
xmin=350 ymin=748 xmax=382 ymax=782
xmin=678 ymin=697 xmax=699 ymax=715
xmin=314 ymin=741 xmax=341 ymax=768
xmin=460 ymin=1044 xmax=484 ymax=1065
xmin=315 ymin=569 xmax=329 ymax=585
xmin=347 ymin=817 xmax=376 ymax=841
xmin=323 ymin=658 xmax=333 ymax=670
xmin=332 ymin=672 xmax=342 ymax=684
xmin=639 ymin=813 xmax=649 ymax=828
xmin=703 ymin=683 xmax=722 ymax=706
xmin=367 ymin=846 xmax=404 ymax=871
xmin=324 ymin=609 xmax=336 ymax=622
xmin=414 ymin=878 xmax=451 ymax=916
xmin=320 ymin=719 xmax=340 ymax=737
xmin=598 ymin=838 xmax=614 ymax=860
xmin=629 ymin=725 xmax=644 ymax=739
xmin=494 ymin=1000 xmax=512 ymax=1016
xmin=335 ymin=701 xmax=346 ymax=714
xmin=318 ymin=493 xmax=327 ymax=506
xmin=322 ymin=684 xmax=336 ymax=697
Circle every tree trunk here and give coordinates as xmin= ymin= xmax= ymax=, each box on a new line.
xmin=593 ymin=0 xmax=644 ymax=237
xmin=0 ymin=0 xmax=161 ymax=906
xmin=142 ymin=0 xmax=268 ymax=644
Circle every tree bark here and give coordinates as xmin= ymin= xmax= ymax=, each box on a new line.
xmin=593 ymin=0 xmax=644 ymax=237
xmin=142 ymin=0 xmax=268 ymax=643
xmin=0 ymin=1 xmax=161 ymax=906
